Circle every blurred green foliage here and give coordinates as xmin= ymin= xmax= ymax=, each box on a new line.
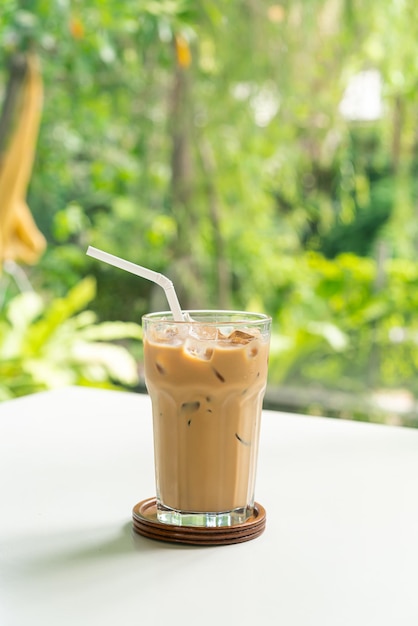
xmin=269 ymin=252 xmax=418 ymax=396
xmin=0 ymin=276 xmax=142 ymax=400
xmin=1 ymin=0 xmax=418 ymax=415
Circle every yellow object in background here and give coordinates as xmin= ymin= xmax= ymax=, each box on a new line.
xmin=0 ymin=54 xmax=46 ymax=266
xmin=175 ymin=35 xmax=192 ymax=68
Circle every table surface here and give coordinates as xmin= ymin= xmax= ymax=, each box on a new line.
xmin=1 ymin=386 xmax=418 ymax=626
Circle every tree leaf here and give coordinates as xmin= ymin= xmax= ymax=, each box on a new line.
xmin=6 ymin=292 xmax=44 ymax=330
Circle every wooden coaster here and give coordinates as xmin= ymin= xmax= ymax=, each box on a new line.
xmin=132 ymin=497 xmax=266 ymax=546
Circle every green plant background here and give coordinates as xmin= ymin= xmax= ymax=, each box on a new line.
xmin=1 ymin=0 xmax=418 ymax=424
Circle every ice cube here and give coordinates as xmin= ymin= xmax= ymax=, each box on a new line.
xmin=150 ymin=323 xmax=190 ymax=345
xmin=184 ymin=337 xmax=214 ymax=361
xmin=181 ymin=401 xmax=200 ymax=413
xmin=189 ymin=325 xmax=219 ymax=341
xmin=227 ymin=330 xmax=255 ymax=345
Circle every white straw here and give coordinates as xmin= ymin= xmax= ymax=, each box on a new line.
xmin=86 ymin=246 xmax=184 ymax=322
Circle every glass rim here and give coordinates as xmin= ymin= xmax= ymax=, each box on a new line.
xmin=142 ymin=310 xmax=272 ymax=325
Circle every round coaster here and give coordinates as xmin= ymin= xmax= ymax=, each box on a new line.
xmin=132 ymin=498 xmax=266 ymax=546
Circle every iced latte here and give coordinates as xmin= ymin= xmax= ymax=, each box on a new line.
xmin=143 ymin=310 xmax=271 ymax=527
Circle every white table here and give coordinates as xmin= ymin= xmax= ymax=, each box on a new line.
xmin=1 ymin=387 xmax=418 ymax=626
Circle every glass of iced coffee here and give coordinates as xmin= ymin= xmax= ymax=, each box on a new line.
xmin=142 ymin=310 xmax=271 ymax=528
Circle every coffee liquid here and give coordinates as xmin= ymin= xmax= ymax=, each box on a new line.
xmin=144 ymin=325 xmax=269 ymax=516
